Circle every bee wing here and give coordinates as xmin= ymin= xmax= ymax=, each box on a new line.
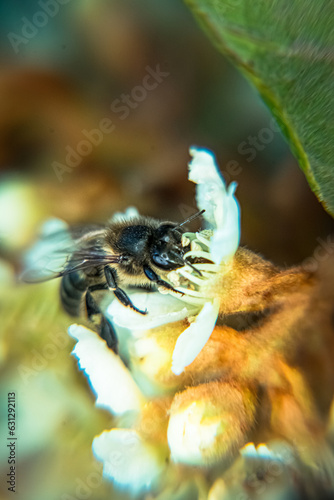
xmin=21 ymin=220 xmax=120 ymax=283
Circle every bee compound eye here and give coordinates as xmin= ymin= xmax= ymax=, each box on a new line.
xmin=151 ymin=252 xmax=169 ymax=269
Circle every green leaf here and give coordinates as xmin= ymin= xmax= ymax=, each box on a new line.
xmin=185 ymin=0 xmax=334 ymax=216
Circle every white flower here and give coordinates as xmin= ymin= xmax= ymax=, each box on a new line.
xmin=68 ymin=325 xmax=167 ymax=494
xmin=105 ymin=146 xmax=241 ymax=376
xmin=92 ymin=429 xmax=167 ymax=495
xmin=188 ymin=146 xmax=240 ymax=265
xmin=168 ymin=147 xmax=240 ymax=374
xmin=167 ymin=400 xmax=222 ymax=466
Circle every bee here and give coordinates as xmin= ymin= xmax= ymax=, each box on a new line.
xmin=22 ymin=210 xmax=205 ymax=352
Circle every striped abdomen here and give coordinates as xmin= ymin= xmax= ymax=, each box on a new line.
xmin=60 ymin=271 xmax=88 ymax=317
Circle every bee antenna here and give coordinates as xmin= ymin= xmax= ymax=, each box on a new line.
xmin=172 ymin=209 xmax=205 ymax=231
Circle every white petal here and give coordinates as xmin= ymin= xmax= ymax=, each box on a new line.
xmin=240 ymin=442 xmax=258 ymax=458
xmin=240 ymin=442 xmax=289 ymax=463
xmin=171 ymin=300 xmax=219 ymax=375
xmin=188 ymin=147 xmax=225 ymax=185
xmin=257 ymin=443 xmax=275 ymax=459
xmin=188 ymin=147 xmax=240 ymax=265
xmin=106 ymin=291 xmax=198 ymax=334
xmin=68 ymin=324 xmax=144 ymax=415
xmin=188 ymin=147 xmax=226 ymax=229
xmin=93 ymin=429 xmax=166 ymax=494
xmin=210 ymin=183 xmax=240 ymax=265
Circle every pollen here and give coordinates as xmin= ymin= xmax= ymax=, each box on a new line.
xmin=181 ymin=235 xmax=190 ymax=247
xmin=168 ymin=271 xmax=181 ymax=287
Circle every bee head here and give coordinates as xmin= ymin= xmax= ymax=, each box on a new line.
xmin=150 ymin=224 xmax=189 ymax=270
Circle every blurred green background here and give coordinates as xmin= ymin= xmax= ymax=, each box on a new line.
xmin=0 ymin=1 xmax=333 ymax=499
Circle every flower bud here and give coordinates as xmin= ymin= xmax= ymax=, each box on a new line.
xmin=167 ymin=381 xmax=256 ymax=466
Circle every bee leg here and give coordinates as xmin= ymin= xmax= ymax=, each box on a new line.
xmin=143 ymin=265 xmax=184 ymax=295
xmin=104 ymin=266 xmax=148 ymax=315
xmin=85 ymin=287 xmax=118 ymax=353
xmin=85 ymin=288 xmax=101 ymax=319
xmin=100 ymin=316 xmax=118 ymax=354
xmin=89 ymin=282 xmax=108 ymax=292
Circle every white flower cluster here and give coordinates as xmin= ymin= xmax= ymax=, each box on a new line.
xmin=68 ymin=147 xmax=241 ymax=493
